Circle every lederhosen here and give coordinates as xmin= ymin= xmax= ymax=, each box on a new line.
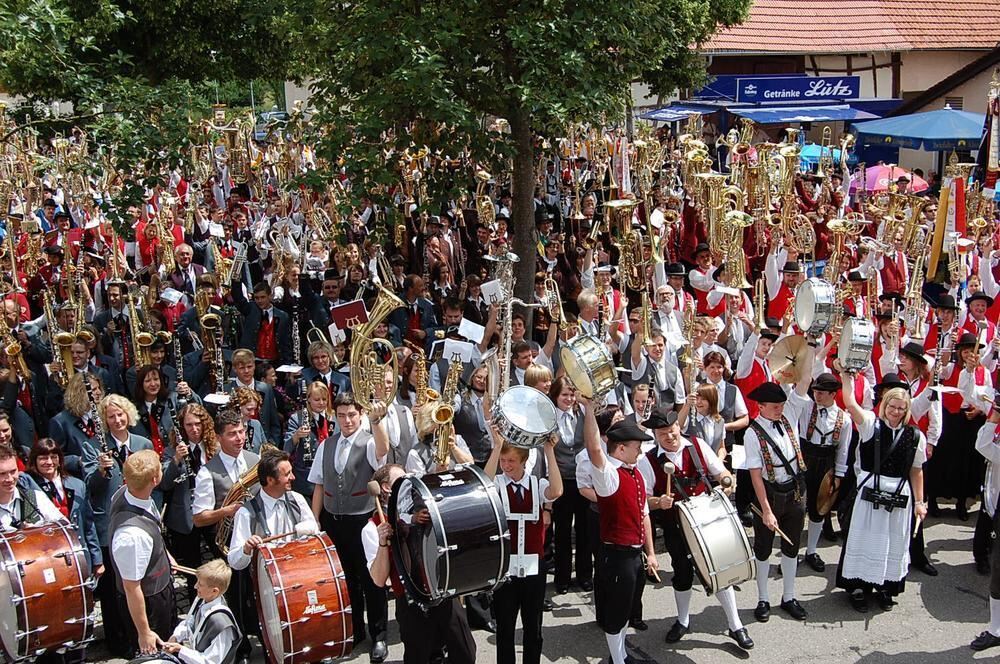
xmin=750 ymin=417 xmax=806 ymax=559
xmin=646 ymin=442 xmax=712 ymax=592
xmin=801 ymin=405 xmax=846 ymax=523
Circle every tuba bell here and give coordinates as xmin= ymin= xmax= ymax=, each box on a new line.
xmin=349 ymin=282 xmax=406 ymax=411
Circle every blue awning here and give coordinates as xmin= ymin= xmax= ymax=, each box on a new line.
xmin=729 ymin=104 xmax=878 ymax=124
xmin=638 ymin=103 xmax=721 ymax=122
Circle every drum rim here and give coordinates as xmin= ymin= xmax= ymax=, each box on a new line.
xmin=493 ymin=386 xmax=559 ymax=444
xmin=0 ymin=528 xmax=27 ymax=660
xmin=559 ymin=334 xmax=617 ymax=400
xmin=388 ymin=470 xmax=451 ymax=606
xmin=254 ymin=541 xmax=286 ymax=663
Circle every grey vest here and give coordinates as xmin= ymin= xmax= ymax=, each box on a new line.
xmin=247 ymin=492 xmax=303 ymax=537
xmin=194 ymin=603 xmax=241 ymax=664
xmin=109 ymin=486 xmax=171 ymax=595
xmin=321 ymin=431 xmax=376 ymax=515
xmin=453 ymin=393 xmax=491 ymax=463
xmin=204 ymin=451 xmax=261 ymax=511
xmin=718 ymin=382 xmax=738 ymax=451
xmin=388 ymin=404 xmax=416 ymax=466
xmin=553 ymin=410 xmax=586 ymax=478
xmin=637 ymin=357 xmax=678 ymax=408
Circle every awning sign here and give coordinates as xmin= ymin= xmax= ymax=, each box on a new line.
xmin=736 ymin=76 xmax=861 ymax=103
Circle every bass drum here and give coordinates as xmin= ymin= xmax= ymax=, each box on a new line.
xmin=0 ymin=523 xmax=94 ymax=661
xmin=560 ymin=334 xmax=619 ymax=400
xmin=254 ymin=533 xmax=352 ymax=664
xmin=676 ymin=488 xmax=755 ymax=595
xmin=794 ymin=278 xmax=837 ymax=335
xmin=389 ymin=465 xmax=508 ymax=608
xmin=838 ymin=317 xmax=875 ymax=372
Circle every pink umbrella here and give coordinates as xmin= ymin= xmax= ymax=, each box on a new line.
xmin=850 ymin=164 xmax=929 ymax=193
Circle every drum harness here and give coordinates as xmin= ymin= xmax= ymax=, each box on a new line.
xmin=663 ymin=441 xmax=712 ymax=502
xmin=499 ymin=475 xmax=540 ymax=578
xmin=750 ymin=418 xmax=806 ymax=502
xmin=3 ymin=487 xmax=41 ymax=529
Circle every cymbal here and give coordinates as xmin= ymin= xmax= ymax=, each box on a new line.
xmin=817 ymin=469 xmax=840 ymax=516
xmin=767 ymin=335 xmax=810 ymax=385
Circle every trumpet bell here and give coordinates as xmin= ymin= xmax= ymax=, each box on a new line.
xmin=76 ymin=329 xmax=96 ymax=344
xmin=201 ymin=312 xmax=222 ymax=330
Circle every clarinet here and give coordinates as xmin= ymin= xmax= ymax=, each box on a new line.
xmin=245 ymin=423 xmax=256 ymax=451
xmin=173 ymin=335 xmax=187 ymax=407
xmin=299 ymin=379 xmax=314 ymax=463
xmin=168 ymin=400 xmax=194 ymax=485
xmin=292 ymin=296 xmax=302 ymax=366
xmin=929 ymin=322 xmax=945 ymax=402
xmin=82 ymin=372 xmax=109 ymax=454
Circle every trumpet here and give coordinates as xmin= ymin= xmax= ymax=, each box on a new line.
xmin=753 ymin=278 xmax=768 ymax=332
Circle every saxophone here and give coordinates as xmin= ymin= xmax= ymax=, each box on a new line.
xmin=0 ymin=303 xmax=30 ymax=380
xmin=433 ymin=360 xmax=462 ymax=467
xmin=127 ymin=290 xmax=154 ymax=367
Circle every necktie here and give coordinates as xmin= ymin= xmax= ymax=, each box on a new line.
xmin=474 ymin=398 xmax=487 ymax=432
xmin=512 ymin=483 xmax=524 ymax=501
xmin=263 ymin=310 xmax=270 ymax=324
xmin=234 ymin=456 xmax=246 ymax=480
xmin=773 ymin=421 xmax=783 ymax=432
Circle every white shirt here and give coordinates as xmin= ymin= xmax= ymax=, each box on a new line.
xmin=307 ymin=428 xmax=384 ymax=485
xmin=192 ymin=451 xmax=249 ymax=517
xmin=404 ymin=435 xmax=472 ymax=476
xmin=494 ymin=473 xmax=552 ymax=511
xmin=632 ymin=354 xmax=686 ymax=404
xmin=556 ymin=409 xmax=578 ymax=446
xmin=0 ymin=488 xmax=65 ymax=531
xmin=789 ymin=391 xmax=852 ymax=477
xmin=227 ymin=490 xmax=317 ymax=570
xmin=744 ymin=406 xmax=805 ymax=484
xmin=637 ymin=437 xmax=726 ymax=494
xmin=110 ymin=490 xmax=159 ymax=581
xmin=855 ymin=410 xmax=927 ymax=475
xmin=169 ymin=596 xmax=237 ymax=664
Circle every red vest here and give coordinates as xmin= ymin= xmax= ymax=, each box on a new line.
xmin=371 ymin=512 xmax=406 ymax=599
xmin=880 ymin=251 xmax=907 ymax=295
xmin=736 ymin=357 xmax=771 ymax=420
xmin=962 ymin=317 xmax=996 ymax=344
xmin=257 ymin=315 xmax=278 ymax=361
xmin=597 ymin=466 xmax=646 ymax=547
xmin=834 ymin=374 xmax=866 ymax=412
xmin=505 ymin=481 xmax=546 ymax=558
xmin=766 ymin=283 xmax=793 ymax=321
xmin=942 ymin=364 xmax=986 ymax=414
xmin=644 ymin=441 xmax=711 ymax=502
xmin=911 ymin=377 xmax=931 ymax=432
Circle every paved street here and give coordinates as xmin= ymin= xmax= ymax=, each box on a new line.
xmin=93 ymin=507 xmax=995 ymax=663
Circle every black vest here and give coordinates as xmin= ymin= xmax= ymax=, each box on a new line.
xmin=109 ymin=486 xmax=172 ymax=595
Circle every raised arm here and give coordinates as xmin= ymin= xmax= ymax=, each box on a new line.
xmin=581 ymin=397 xmax=605 ymax=470
xmin=839 ymin=369 xmax=866 ymax=426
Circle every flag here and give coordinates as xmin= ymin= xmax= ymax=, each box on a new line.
xmin=927 ymin=180 xmax=951 ymax=277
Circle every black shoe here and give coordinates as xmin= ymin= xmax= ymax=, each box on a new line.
xmin=912 ymin=560 xmax=939 ymax=576
xmin=754 ymin=601 xmax=770 ymax=623
xmin=971 ymin=631 xmax=1000 ymax=651
xmin=780 ymin=598 xmax=807 ymax=621
xmin=482 ymin=620 xmax=497 ymax=634
xmin=542 ymin=598 xmax=554 ymax=611
xmin=977 ymin=559 xmax=991 ymax=576
xmin=874 ymin=590 xmax=896 ymax=611
xmin=579 ymin=579 xmax=594 ymax=592
xmin=957 ymin=503 xmax=970 ymax=521
xmin=804 ymin=552 xmax=826 ymax=572
xmin=629 ymin=618 xmax=648 ymax=631
xmin=664 ymin=620 xmax=690 ymax=642
xmin=370 ymin=640 xmax=388 ymax=663
xmin=729 ymin=627 xmax=754 ymax=650
xmin=555 ymin=584 xmax=569 ymax=594
xmin=849 ymin=590 xmax=869 ymax=613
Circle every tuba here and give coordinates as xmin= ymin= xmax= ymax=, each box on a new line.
xmin=349 ymin=283 xmax=406 ymax=411
xmin=215 ymin=447 xmax=275 ymax=555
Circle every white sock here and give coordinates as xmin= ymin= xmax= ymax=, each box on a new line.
xmin=675 ymin=589 xmax=692 ymax=627
xmin=781 ymin=554 xmax=798 ymax=602
xmin=806 ymin=520 xmax=822 ymax=555
xmin=990 ymin=597 xmax=1000 ymax=636
xmin=717 ymin=586 xmax=743 ymax=631
xmin=756 ymin=559 xmax=770 ymax=603
xmin=605 ymin=630 xmax=626 ymax=664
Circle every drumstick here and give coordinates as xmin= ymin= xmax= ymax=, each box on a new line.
xmin=368 ymin=480 xmax=385 ymax=522
xmin=663 ymin=462 xmax=675 ymax=498
xmin=750 ymin=504 xmax=795 ymax=547
xmin=260 ymin=531 xmax=298 ymax=544
xmin=172 ymin=564 xmax=199 ymax=576
xmin=912 ymin=514 xmax=923 ymax=540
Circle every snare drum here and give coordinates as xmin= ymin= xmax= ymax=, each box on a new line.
xmin=838 ymin=317 xmax=875 ymax=372
xmin=0 ymin=523 xmax=95 ymax=661
xmin=254 ymin=533 xmax=352 ymax=664
xmin=794 ymin=278 xmax=837 ymax=335
xmin=560 ymin=334 xmax=619 ymax=399
xmin=389 ymin=465 xmax=508 ymax=608
xmin=492 ymin=385 xmax=558 ymax=449
xmin=676 ymin=488 xmax=755 ymax=595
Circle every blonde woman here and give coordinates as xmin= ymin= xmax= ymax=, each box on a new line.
xmin=49 ymin=371 xmax=106 ymax=478
xmin=406 ymin=396 xmax=474 ymax=476
xmin=838 ymin=372 xmax=928 ymax=613
xmin=284 ymin=381 xmax=335 ymax=497
xmin=231 ymin=386 xmax=266 ymax=453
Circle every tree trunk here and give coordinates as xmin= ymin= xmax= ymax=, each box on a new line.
xmin=509 ymin=105 xmax=537 ymax=326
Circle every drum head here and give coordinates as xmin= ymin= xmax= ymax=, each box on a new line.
xmin=838 ymin=318 xmax=875 ymax=369
xmin=496 ymin=386 xmax=558 ymax=436
xmin=794 ymin=278 xmax=835 ymax=334
xmin=0 ymin=536 xmax=19 ymax=659
xmin=559 ymin=336 xmax=614 ymax=399
xmin=255 ymin=553 xmax=284 ymax=662
xmin=794 ymin=280 xmax=818 ymax=332
xmin=389 ymin=475 xmax=447 ymax=604
xmin=817 ymin=469 xmax=840 ymax=516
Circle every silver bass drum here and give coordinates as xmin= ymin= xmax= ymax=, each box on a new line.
xmin=492 ymin=385 xmax=558 ymax=449
xmin=677 ymin=488 xmax=755 ymax=595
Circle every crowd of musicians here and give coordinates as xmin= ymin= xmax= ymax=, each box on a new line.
xmin=2 ymin=105 xmax=1000 ymax=664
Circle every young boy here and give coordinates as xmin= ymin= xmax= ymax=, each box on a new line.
xmin=162 ymin=559 xmax=242 ymax=664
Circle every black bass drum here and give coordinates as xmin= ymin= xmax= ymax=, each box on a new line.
xmin=389 ymin=464 xmax=509 ymax=607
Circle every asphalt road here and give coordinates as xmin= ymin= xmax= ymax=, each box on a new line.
xmin=92 ymin=504 xmax=995 ymax=664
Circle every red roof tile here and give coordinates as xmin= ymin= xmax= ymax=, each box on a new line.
xmin=704 ymin=0 xmax=1000 ymax=54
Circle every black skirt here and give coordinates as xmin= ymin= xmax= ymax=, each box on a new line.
xmin=929 ymin=410 xmax=986 ymax=499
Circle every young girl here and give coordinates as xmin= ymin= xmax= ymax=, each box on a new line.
xmin=485 ymin=437 xmax=563 ymax=664
xmin=677 ymin=384 xmax=727 ymax=458
xmin=284 ymin=381 xmax=334 ymax=498
xmin=231 ymin=386 xmax=266 ymax=453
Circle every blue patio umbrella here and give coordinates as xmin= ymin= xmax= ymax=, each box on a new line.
xmin=851 ymin=107 xmax=985 ymax=151
xmin=798 ymin=143 xmax=852 ymax=167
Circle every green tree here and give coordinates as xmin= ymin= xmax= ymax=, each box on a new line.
xmin=285 ymin=0 xmax=750 ymax=297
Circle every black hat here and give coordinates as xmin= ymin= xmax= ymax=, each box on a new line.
xmin=760 ymin=329 xmax=779 ymax=341
xmin=694 ymin=242 xmax=710 ymax=256
xmin=748 ymin=382 xmax=787 ymax=404
xmin=42 ymin=199 xmax=57 ymax=208
xmin=934 ymin=294 xmax=959 ymax=311
xmin=641 ymin=405 xmax=678 ymax=430
xmin=955 ymin=332 xmax=979 ymax=348
xmin=812 ymin=372 xmax=841 ymax=392
xmin=879 ymin=292 xmax=903 ymax=304
xmin=966 ymin=291 xmax=995 ymax=307
xmin=605 ymin=421 xmax=653 ymax=444
xmin=876 ymin=373 xmax=909 ymax=393
xmin=84 ymin=250 xmax=105 ymax=265
xmin=53 ymin=210 xmax=71 ymax=221
xmin=665 ymin=262 xmax=686 ymax=277
xmin=43 ymin=245 xmax=63 ymax=256
xmin=781 ymin=260 xmax=804 ymax=273
xmin=847 ymin=270 xmax=865 ymax=282
xmin=765 ymin=317 xmax=782 ymax=329
xmin=322 ymin=269 xmax=341 ymax=281
xmin=899 ymin=341 xmax=928 ymax=364
xmin=712 ymin=265 xmax=725 ymax=281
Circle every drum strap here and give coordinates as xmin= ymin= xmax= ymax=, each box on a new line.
xmin=13 ymin=487 xmax=41 ymax=528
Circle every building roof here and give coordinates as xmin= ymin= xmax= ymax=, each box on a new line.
xmin=704 ymin=1 xmax=1000 ymax=55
